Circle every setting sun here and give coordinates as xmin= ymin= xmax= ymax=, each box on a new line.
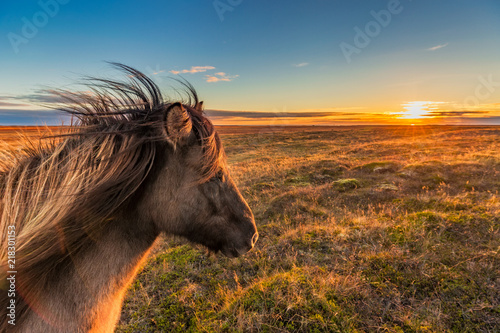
xmin=399 ymin=101 xmax=442 ymax=120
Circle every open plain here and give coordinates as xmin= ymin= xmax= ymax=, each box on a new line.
xmin=1 ymin=125 xmax=499 ymax=332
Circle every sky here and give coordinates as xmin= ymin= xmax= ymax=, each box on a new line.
xmin=1 ymin=0 xmax=500 ymax=126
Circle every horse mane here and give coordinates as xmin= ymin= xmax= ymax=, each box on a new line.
xmin=0 ymin=63 xmax=223 ymax=327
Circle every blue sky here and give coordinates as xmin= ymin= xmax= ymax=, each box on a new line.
xmin=1 ymin=0 xmax=500 ymax=125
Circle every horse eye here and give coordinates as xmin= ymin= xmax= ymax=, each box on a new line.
xmin=214 ymin=170 xmax=225 ymax=182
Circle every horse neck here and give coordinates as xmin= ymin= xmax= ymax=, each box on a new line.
xmin=19 ymin=212 xmax=159 ymax=332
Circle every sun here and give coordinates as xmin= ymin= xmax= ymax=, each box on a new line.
xmin=401 ymin=101 xmax=433 ymax=119
xmin=399 ymin=101 xmax=442 ymax=120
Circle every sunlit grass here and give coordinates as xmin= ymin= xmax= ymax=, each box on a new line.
xmin=2 ymin=125 xmax=499 ymax=332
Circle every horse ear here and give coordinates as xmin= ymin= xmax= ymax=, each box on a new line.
xmin=165 ymin=103 xmax=192 ymax=146
xmin=195 ymin=101 xmax=204 ymax=112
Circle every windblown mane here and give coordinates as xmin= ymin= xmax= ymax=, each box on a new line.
xmin=0 ymin=63 xmax=223 ymax=328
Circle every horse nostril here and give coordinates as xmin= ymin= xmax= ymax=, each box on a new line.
xmin=251 ymin=232 xmax=259 ymax=247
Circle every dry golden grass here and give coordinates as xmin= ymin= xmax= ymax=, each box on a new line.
xmin=1 ymin=125 xmax=499 ymax=332
xmin=0 ymin=126 xmax=67 ymax=172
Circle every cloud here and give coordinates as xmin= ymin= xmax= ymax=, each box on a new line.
xmin=0 ymin=109 xmax=70 ymax=126
xmin=427 ymin=43 xmax=449 ymax=51
xmin=204 ymin=109 xmax=368 ymax=119
xmin=205 ymin=72 xmax=239 ymax=83
xmin=293 ymin=62 xmax=309 ymax=67
xmin=295 ymin=107 xmax=366 ymax=112
xmin=170 ymin=66 xmax=215 ymax=75
xmin=151 ymin=70 xmax=164 ymax=75
xmin=423 ymin=110 xmax=491 ymax=117
xmin=2 ymin=90 xmax=71 ymax=104
xmin=0 ymin=100 xmax=32 ymax=108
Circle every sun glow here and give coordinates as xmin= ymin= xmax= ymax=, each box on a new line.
xmin=399 ymin=101 xmax=442 ymax=119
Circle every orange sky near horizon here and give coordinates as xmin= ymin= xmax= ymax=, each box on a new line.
xmin=205 ymin=100 xmax=500 ymax=126
xmin=2 ymin=99 xmax=500 ymax=126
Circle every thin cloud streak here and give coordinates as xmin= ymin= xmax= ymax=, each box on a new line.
xmin=0 ymin=101 xmax=32 ymax=108
xmin=293 ymin=62 xmax=309 ymax=67
xmin=204 ymin=109 xmax=383 ymax=119
xmin=427 ymin=43 xmax=449 ymax=51
xmin=205 ymin=73 xmax=239 ymax=83
xmin=170 ymin=66 xmax=215 ymax=75
xmin=424 ymin=110 xmax=491 ymax=117
xmin=2 ymin=90 xmax=71 ymax=104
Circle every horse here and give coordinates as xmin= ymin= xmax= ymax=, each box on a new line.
xmin=0 ymin=63 xmax=258 ymax=332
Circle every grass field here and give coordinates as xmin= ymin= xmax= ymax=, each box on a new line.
xmin=1 ymin=125 xmax=499 ymax=332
